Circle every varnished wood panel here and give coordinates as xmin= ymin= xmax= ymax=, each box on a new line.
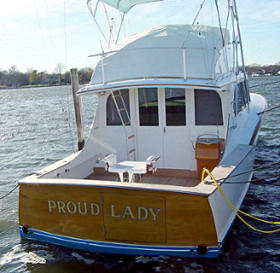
xmin=165 ymin=194 xmax=217 ymax=245
xmin=19 ymin=182 xmax=217 ymax=246
xmin=19 ymin=184 xmax=104 ymax=240
xmin=103 ymin=193 xmax=166 ymax=243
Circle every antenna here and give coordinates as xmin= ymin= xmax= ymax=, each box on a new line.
xmin=87 ymin=0 xmax=126 ymax=47
xmin=181 ymin=0 xmax=206 ymax=48
xmin=87 ymin=0 xmax=108 ymax=43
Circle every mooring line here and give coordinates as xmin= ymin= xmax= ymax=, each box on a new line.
xmin=258 ymin=103 xmax=280 ymax=115
xmin=202 ymin=168 xmax=280 ymax=234
xmin=221 ymin=172 xmax=280 ymax=184
xmin=0 ymin=184 xmax=19 ymax=200
xmin=215 ymin=160 xmax=280 ymax=182
xmin=249 ymin=80 xmax=280 ymax=89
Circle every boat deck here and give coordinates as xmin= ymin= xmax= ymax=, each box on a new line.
xmin=86 ymin=168 xmax=199 ymax=187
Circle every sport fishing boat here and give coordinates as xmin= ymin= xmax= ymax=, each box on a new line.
xmin=18 ymin=0 xmax=266 ymax=257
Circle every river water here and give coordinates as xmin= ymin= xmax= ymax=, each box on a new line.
xmin=0 ymin=77 xmax=279 ymax=272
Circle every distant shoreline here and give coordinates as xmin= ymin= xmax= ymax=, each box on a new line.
xmin=1 ymin=74 xmax=279 ymax=91
xmin=0 ymin=67 xmax=92 ymax=90
xmin=0 ymin=83 xmax=70 ymax=90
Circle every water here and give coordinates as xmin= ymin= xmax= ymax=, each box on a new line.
xmin=0 ymin=78 xmax=279 ymax=272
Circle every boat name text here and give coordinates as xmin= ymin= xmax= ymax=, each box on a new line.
xmin=47 ymin=200 xmax=161 ymax=221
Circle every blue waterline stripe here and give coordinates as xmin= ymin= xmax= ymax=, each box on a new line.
xmin=19 ymin=227 xmax=219 ymax=258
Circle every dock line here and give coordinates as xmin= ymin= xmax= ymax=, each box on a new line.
xmin=0 ymin=184 xmax=18 ymax=200
xmin=202 ymin=168 xmax=280 ymax=234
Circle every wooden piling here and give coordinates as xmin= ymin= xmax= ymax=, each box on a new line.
xmin=70 ymin=68 xmax=84 ymax=151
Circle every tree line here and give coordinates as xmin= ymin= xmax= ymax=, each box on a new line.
xmin=246 ymin=63 xmax=280 ymax=75
xmin=1 ymin=63 xmax=279 ymax=89
xmin=0 ymin=64 xmax=93 ymax=89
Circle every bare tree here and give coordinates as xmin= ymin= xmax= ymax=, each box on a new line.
xmin=54 ymin=63 xmax=65 ymax=85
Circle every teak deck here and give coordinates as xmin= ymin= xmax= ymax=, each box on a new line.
xmin=86 ymin=167 xmax=199 ymax=187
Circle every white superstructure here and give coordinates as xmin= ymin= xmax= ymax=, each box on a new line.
xmin=89 ymin=24 xmax=231 ymax=85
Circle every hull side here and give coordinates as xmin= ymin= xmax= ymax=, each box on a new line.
xmin=209 ymin=145 xmax=255 ymax=243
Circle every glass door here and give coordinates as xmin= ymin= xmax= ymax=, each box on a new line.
xmin=135 ymin=87 xmax=164 ymax=166
xmin=162 ymin=88 xmax=192 ymax=169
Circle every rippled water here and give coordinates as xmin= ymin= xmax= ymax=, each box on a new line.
xmin=0 ymin=78 xmax=279 ymax=272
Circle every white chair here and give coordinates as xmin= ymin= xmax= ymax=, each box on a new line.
xmin=102 ymin=154 xmax=129 ymax=182
xmin=102 ymin=153 xmax=117 ymax=171
xmin=127 ymin=155 xmax=160 ymax=182
xmin=145 ymin=155 xmax=160 ymax=174
xmin=102 ymin=154 xmax=160 ymax=182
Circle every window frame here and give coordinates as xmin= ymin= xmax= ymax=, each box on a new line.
xmin=165 ymin=88 xmax=186 ymax=126
xmin=233 ymin=81 xmax=248 ymax=117
xmin=138 ymin=87 xmax=159 ymax=126
xmin=106 ymin=89 xmax=130 ymax=126
xmin=194 ymin=89 xmax=223 ymax=126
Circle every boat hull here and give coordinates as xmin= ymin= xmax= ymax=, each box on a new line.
xmin=19 ymin=227 xmax=219 ymax=257
xmin=18 ymin=144 xmax=257 ymax=257
xmin=19 ymin=182 xmax=218 ymax=257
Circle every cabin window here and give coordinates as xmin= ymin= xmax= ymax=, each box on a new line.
xmin=233 ymin=82 xmax=247 ymax=116
xmin=106 ymin=89 xmax=130 ymax=126
xmin=243 ymin=81 xmax=250 ymax=105
xmin=195 ymin=89 xmax=223 ymax=125
xmin=138 ymin=88 xmax=159 ymax=126
xmin=165 ymin=88 xmax=186 ymax=126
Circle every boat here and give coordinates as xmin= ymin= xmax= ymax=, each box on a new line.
xmin=18 ymin=0 xmax=266 ymax=258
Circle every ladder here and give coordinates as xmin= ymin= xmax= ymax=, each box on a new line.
xmin=111 ymin=90 xmax=136 ymax=161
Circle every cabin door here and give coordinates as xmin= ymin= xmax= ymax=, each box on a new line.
xmin=135 ymin=87 xmax=193 ymax=170
xmin=135 ymin=88 xmax=164 ymax=166
xmin=162 ymin=88 xmax=193 ymax=170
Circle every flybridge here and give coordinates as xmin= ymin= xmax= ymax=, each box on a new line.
xmin=86 ymin=0 xmax=248 ymax=89
xmin=88 ymin=24 xmax=232 ymax=85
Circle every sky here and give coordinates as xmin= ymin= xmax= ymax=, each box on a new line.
xmin=1 ymin=0 xmax=280 ymax=73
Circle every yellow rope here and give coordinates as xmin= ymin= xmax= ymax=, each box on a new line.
xmin=201 ymin=168 xmax=280 ymax=234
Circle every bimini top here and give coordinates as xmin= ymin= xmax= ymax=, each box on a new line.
xmin=101 ymin=0 xmax=163 ymax=13
xmin=90 ymin=24 xmax=231 ymax=86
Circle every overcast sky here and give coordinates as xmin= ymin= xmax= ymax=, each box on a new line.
xmin=1 ymin=0 xmax=280 ymax=73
